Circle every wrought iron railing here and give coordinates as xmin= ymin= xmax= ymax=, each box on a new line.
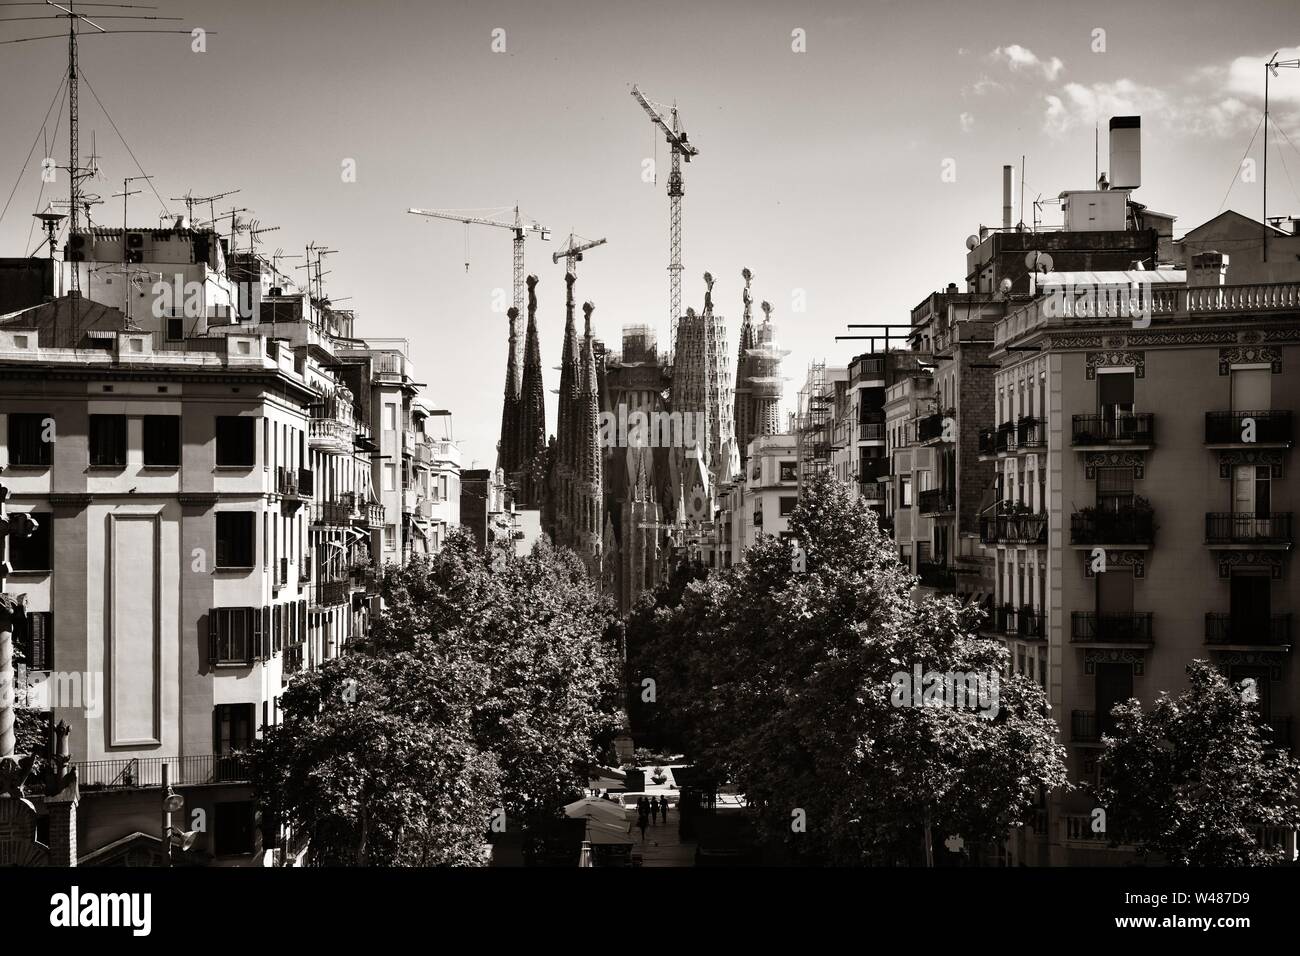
xmin=76 ymin=753 xmax=250 ymax=790
xmin=1070 ymin=612 xmax=1154 ymax=644
xmin=1205 ymin=512 xmax=1293 ymax=545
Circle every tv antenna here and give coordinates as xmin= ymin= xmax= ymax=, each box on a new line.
xmin=169 ymin=188 xmax=238 ymax=228
xmin=1 ymin=1 xmax=207 ymax=334
xmin=110 ymin=172 xmax=151 ymax=236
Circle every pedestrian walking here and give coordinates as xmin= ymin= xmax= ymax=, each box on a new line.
xmin=659 ymin=795 xmax=669 ymax=822
xmin=637 ymin=811 xmax=648 ymax=842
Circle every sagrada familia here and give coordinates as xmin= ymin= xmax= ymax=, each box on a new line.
xmin=496 ymin=268 xmax=785 ymax=610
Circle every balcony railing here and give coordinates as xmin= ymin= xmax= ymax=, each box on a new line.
xmin=76 ymin=753 xmax=250 ymax=791
xmin=1071 ymin=611 xmax=1154 ymax=644
xmin=917 ymin=561 xmax=955 ymax=590
xmin=983 ymin=508 xmax=1048 ymax=545
xmin=1017 ymin=606 xmax=1046 ymax=639
xmin=367 ymin=502 xmax=385 ymax=528
xmin=996 ymin=421 xmax=1015 ymax=453
xmin=1070 ymin=508 xmax=1156 ymax=545
xmin=1017 ymin=416 xmax=1045 ymax=449
xmin=312 ymin=579 xmax=349 ymax=608
xmin=314 ymin=500 xmax=354 ymax=526
xmin=1204 ymin=613 xmax=1292 ymax=646
xmin=1205 ymin=410 xmax=1293 ymax=446
xmin=1071 ymin=413 xmax=1155 ymax=446
xmin=275 ymin=466 xmax=300 ymax=498
xmin=859 ymin=423 xmax=885 ymax=442
xmin=308 ymin=417 xmax=353 ymax=452
xmin=917 ymin=413 xmax=947 ymax=443
xmin=918 ymin=487 xmax=955 ymax=515
xmin=1205 ymin=512 xmax=1293 ymax=545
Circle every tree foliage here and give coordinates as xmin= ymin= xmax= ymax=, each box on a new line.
xmin=1097 ymin=659 xmax=1300 ymax=865
xmin=253 ymin=527 xmax=624 ymax=865
xmin=630 ymin=473 xmax=1067 ymax=864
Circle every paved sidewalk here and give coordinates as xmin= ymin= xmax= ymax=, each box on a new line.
xmin=632 ymin=810 xmax=696 ymax=867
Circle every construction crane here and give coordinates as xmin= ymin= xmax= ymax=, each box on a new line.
xmin=406 ymin=205 xmax=551 ymax=317
xmin=552 ymin=232 xmax=608 ymax=276
xmin=631 ymin=85 xmax=699 ymax=363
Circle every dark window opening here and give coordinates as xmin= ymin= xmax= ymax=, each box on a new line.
xmin=216 ymin=416 xmax=256 ymax=467
xmin=88 ymin=414 xmax=126 ymax=467
xmin=8 ymin=512 xmax=51 ymax=571
xmin=215 ymin=512 xmax=256 ymax=568
xmin=8 ymin=413 xmax=52 ymax=467
xmin=143 ymin=415 xmax=181 ymax=467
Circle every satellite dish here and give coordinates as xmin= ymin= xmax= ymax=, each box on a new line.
xmin=1025 ymin=251 xmax=1054 ymax=273
xmin=999 ymin=278 xmax=1013 ymax=294
xmin=965 ymin=235 xmax=980 ymax=250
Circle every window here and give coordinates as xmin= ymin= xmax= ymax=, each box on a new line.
xmin=8 ymin=413 xmax=52 ymax=467
xmin=384 ymin=524 xmax=397 ymax=551
xmin=779 ymin=496 xmax=798 ymax=517
xmin=779 ymin=461 xmax=797 ymax=482
xmin=8 ymin=512 xmax=51 ymax=571
xmin=21 ymin=611 xmax=53 ymax=671
xmin=165 ymin=317 xmax=184 ymax=341
xmin=213 ymin=800 xmax=256 ymax=855
xmin=207 ymin=608 xmax=264 ymax=665
xmin=216 ymin=416 xmax=256 ymax=467
xmin=384 ymin=402 xmax=397 ymax=431
xmin=383 ymin=463 xmax=396 ymax=492
xmin=1095 ymin=466 xmax=1134 ymax=512
xmin=216 ymin=512 xmax=256 ymax=568
xmin=212 ymin=703 xmax=255 ymax=753
xmin=88 ymin=415 xmax=126 ymax=467
xmin=899 ymin=474 xmax=913 ymax=508
xmin=143 ymin=415 xmax=180 ymax=467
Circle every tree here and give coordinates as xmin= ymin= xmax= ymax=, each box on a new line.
xmin=368 ymin=528 xmax=623 ymax=831
xmin=249 ymin=648 xmax=499 ymax=866
xmin=631 ymin=473 xmax=1067 ymax=864
xmin=1097 ymin=659 xmax=1300 ymax=865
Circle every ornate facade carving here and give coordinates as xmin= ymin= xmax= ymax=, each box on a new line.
xmin=1084 ymin=451 xmax=1146 ymax=480
xmin=1216 ymin=550 xmax=1287 ymax=580
xmin=1218 ymin=345 xmax=1281 ymax=375
xmin=1083 ymin=648 xmax=1145 ymax=676
xmin=1085 ymin=350 xmax=1144 ymax=379
xmin=1082 ymin=548 xmax=1146 ymax=578
xmin=1210 ymin=650 xmax=1286 ymax=681
xmin=1217 ymin=449 xmax=1285 ymax=480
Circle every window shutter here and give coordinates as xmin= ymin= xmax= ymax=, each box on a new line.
xmin=28 ymin=612 xmax=51 ymax=671
xmin=252 ymin=606 xmax=267 ymax=660
xmin=213 ymin=706 xmax=221 ymax=754
xmin=208 ymin=610 xmax=219 ymax=665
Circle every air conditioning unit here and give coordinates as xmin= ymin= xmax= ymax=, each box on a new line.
xmin=126 ymin=250 xmax=144 ymax=264
xmin=126 ymin=232 xmax=144 ymax=249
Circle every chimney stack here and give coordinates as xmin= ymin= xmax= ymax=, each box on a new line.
xmin=1109 ymin=116 xmax=1141 ymax=190
xmin=1002 ymin=165 xmax=1013 ymax=229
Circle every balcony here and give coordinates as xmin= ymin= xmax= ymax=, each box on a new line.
xmin=1017 ymin=606 xmax=1046 ymax=640
xmin=1069 ymin=506 xmax=1155 ymax=547
xmin=918 ymin=487 xmax=955 ymax=516
xmin=857 ymin=457 xmax=890 ymax=483
xmin=1016 ymin=416 xmax=1045 ymax=450
xmin=76 ymin=753 xmax=250 ymax=791
xmin=978 ymin=427 xmax=997 ymax=458
xmin=1071 ymin=413 xmax=1155 ymax=448
xmin=314 ymin=499 xmax=354 ymax=527
xmin=982 ymin=508 xmax=1048 ymax=546
xmin=917 ymin=561 xmax=955 ymax=590
xmin=366 ymin=501 xmax=385 ymax=528
xmin=1205 ymin=512 xmax=1293 ymax=547
xmin=995 ymin=421 xmax=1015 ymax=454
xmin=308 ymin=416 xmax=354 ymax=455
xmin=311 ymin=579 xmax=349 ymax=609
xmin=1071 ymin=611 xmax=1154 ymax=646
xmin=858 ymin=423 xmax=886 ymax=443
xmin=1205 ymin=410 xmax=1292 ymax=447
xmin=916 ymin=413 xmax=948 ymax=444
xmin=1204 ymin=613 xmax=1292 ymax=648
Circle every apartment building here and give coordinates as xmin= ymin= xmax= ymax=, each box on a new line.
xmin=715 ymin=433 xmax=799 ymax=566
xmin=989 ymin=248 xmax=1299 ymax=864
xmin=881 ymin=370 xmax=936 ymax=577
xmin=0 ymin=227 xmax=458 ymax=865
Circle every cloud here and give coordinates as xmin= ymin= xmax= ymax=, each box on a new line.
xmin=963 ymin=74 xmax=1005 ymax=98
xmin=1043 ymin=79 xmax=1167 ymax=135
xmin=959 ymin=112 xmax=975 ymax=133
xmin=991 ymin=44 xmax=1064 ymax=82
xmin=1225 ymin=47 xmax=1300 ymax=104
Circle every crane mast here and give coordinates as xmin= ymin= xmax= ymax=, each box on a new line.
xmin=631 ymin=85 xmax=699 ymax=366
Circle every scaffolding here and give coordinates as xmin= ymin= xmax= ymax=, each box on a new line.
xmin=796 ymin=361 xmax=835 ymax=491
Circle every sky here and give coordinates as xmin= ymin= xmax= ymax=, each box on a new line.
xmin=3 ymin=0 xmax=1300 ymax=467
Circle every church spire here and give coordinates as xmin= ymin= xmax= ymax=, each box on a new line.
xmin=516 ymin=277 xmax=547 ymax=507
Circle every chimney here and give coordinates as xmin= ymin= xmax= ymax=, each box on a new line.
xmin=1188 ymin=251 xmax=1229 ymax=288
xmin=1002 ymin=165 xmax=1013 ymax=229
xmin=1109 ymin=116 xmax=1141 ymax=190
